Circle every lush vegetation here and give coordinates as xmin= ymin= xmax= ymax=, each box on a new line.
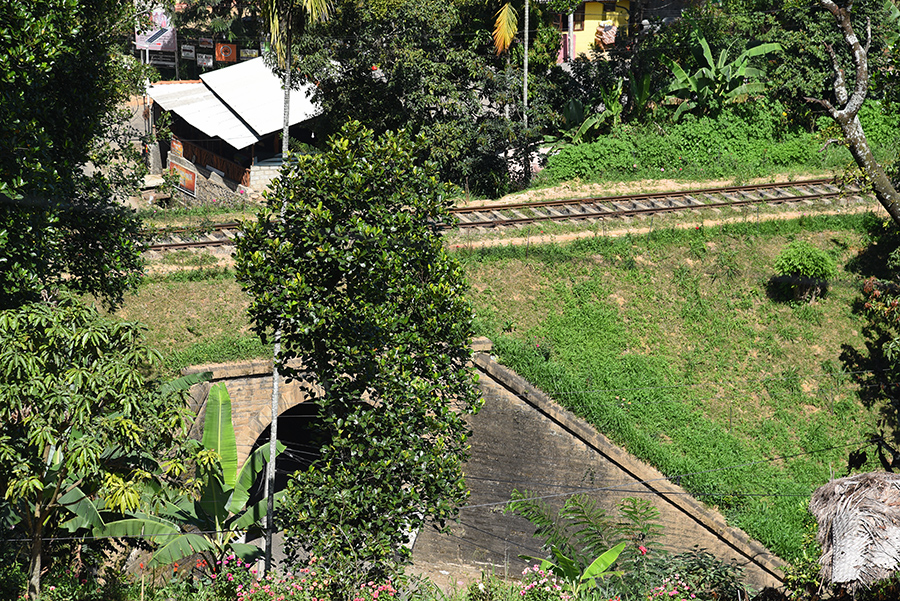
xmin=7 ymin=0 xmax=900 ymax=596
xmin=234 ymin=122 xmax=482 ymax=595
xmin=460 ymin=213 xmax=890 ymax=564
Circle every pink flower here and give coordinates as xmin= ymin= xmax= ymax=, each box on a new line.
xmin=638 ymin=545 xmax=648 ymax=555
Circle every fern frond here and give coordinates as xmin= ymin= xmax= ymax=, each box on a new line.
xmin=508 ymin=489 xmax=575 ymax=558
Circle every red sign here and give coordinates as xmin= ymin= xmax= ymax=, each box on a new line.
xmin=170 ymin=139 xmax=183 ymax=157
xmin=170 ymin=163 xmax=196 ymax=196
xmin=215 ymin=43 xmax=237 ymax=62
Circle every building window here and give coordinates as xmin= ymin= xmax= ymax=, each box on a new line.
xmin=554 ymin=3 xmax=585 ymax=31
xmin=602 ymin=1 xmax=618 ymax=13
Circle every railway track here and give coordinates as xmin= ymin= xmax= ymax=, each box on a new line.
xmin=449 ymin=178 xmax=865 ymax=229
xmin=147 ymin=222 xmax=241 ymax=251
xmin=147 ymin=178 xmax=870 ymax=252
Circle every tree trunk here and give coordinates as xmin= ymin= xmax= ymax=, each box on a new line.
xmin=810 ymin=0 xmax=900 ymax=227
xmin=27 ymin=501 xmax=43 ymax=600
xmin=839 ymin=113 xmax=900 ymax=224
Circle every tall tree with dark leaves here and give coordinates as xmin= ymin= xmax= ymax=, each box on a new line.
xmin=0 ymin=0 xmax=151 ymax=310
xmin=234 ymin=121 xmax=482 ymax=594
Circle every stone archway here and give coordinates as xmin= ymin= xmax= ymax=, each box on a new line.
xmin=183 ymin=360 xmax=322 ymax=471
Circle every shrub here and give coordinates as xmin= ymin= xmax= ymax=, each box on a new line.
xmin=542 ymin=137 xmax=636 ymax=183
xmin=773 ymin=240 xmax=837 ymax=303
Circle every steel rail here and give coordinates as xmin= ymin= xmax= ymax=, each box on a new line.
xmin=147 ymin=178 xmax=865 ymax=250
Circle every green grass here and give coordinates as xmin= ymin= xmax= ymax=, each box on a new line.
xmin=121 ymin=207 xmax=889 ymax=561
xmin=459 ymin=211 xmax=886 ymax=562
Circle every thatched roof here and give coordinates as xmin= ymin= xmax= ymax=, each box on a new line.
xmin=810 ymin=472 xmax=900 ymax=594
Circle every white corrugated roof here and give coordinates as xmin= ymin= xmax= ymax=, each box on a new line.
xmin=148 ymin=82 xmax=260 ymax=149
xmin=201 ymin=57 xmax=320 ymax=137
xmin=147 ymin=57 xmax=320 ymax=150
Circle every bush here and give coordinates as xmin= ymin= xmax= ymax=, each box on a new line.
xmin=543 ymin=137 xmax=637 ymax=183
xmin=773 ymin=240 xmax=837 ymax=303
xmin=540 ymin=100 xmax=828 ymax=185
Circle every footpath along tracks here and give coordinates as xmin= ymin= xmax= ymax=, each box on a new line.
xmin=147 ymin=178 xmax=871 ymax=252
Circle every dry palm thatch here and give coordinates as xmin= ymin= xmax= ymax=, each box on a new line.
xmin=810 ymin=472 xmax=900 ymax=595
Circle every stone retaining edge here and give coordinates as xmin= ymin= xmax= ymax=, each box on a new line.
xmin=472 ymin=352 xmax=786 ymax=584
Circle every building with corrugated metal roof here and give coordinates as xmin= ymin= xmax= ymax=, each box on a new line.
xmin=148 ymin=57 xmax=320 ymax=194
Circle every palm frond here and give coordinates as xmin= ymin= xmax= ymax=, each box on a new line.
xmin=493 ymin=2 xmax=518 ymax=54
xmin=507 ymin=489 xmax=574 ymax=558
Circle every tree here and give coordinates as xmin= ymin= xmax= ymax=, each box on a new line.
xmin=258 ymin=0 xmax=330 ymax=573
xmin=0 ymin=0 xmax=150 ymax=310
xmin=806 ymin=0 xmax=900 ymax=227
xmin=234 ymin=121 xmax=482 ymax=592
xmin=0 ymin=294 xmax=195 ymax=600
xmin=290 ymin=0 xmax=529 ymax=197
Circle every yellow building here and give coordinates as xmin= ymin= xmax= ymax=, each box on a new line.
xmin=555 ymin=0 xmax=630 ymax=62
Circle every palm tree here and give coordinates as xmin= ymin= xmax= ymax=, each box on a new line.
xmin=262 ymin=0 xmax=330 ymax=155
xmin=258 ymin=0 xmax=330 ymax=574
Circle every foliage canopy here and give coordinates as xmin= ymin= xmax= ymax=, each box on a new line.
xmin=234 ymin=121 xmax=481 ymax=591
xmin=0 ymin=0 xmax=148 ymax=310
xmin=0 ymin=294 xmax=195 ymax=599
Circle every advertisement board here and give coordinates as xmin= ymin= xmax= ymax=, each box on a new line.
xmin=197 ymin=54 xmax=213 ymax=67
xmin=170 ymin=162 xmax=196 ymax=196
xmin=135 ymin=8 xmax=177 ymax=52
xmin=181 ymin=44 xmax=195 ymax=59
xmin=215 ymin=43 xmax=237 ymax=62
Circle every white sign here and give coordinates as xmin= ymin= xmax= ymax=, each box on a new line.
xmin=181 ymin=44 xmax=195 ymax=59
xmin=197 ymin=53 xmax=213 ymax=67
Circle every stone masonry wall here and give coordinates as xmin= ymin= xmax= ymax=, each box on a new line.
xmin=410 ymin=353 xmax=784 ymax=591
xmin=184 ymin=360 xmax=320 ymax=470
xmin=183 ymin=342 xmax=784 ymax=592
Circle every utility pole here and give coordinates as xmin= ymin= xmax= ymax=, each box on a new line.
xmin=523 ymin=0 xmax=529 ymax=127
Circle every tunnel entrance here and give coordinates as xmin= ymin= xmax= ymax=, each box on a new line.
xmin=247 ymin=400 xmax=326 ymax=501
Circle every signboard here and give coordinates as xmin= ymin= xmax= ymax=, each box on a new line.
xmin=199 ymin=37 xmax=214 ymax=48
xmin=135 ymin=8 xmax=177 ymax=52
xmin=170 ymin=138 xmax=184 ymax=157
xmin=215 ymin=43 xmax=237 ymax=62
xmin=148 ymin=52 xmax=176 ymax=68
xmin=170 ymin=162 xmax=196 ymax=196
xmin=239 ymin=48 xmax=259 ymax=60
xmin=181 ymin=44 xmax=195 ymax=60
xmin=197 ymin=53 xmax=213 ymax=67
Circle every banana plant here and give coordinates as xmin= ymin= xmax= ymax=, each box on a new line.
xmin=100 ymin=383 xmax=284 ymax=570
xmin=521 ymin=541 xmax=627 ymax=598
xmin=545 ymin=81 xmax=625 ymax=152
xmin=667 ymin=36 xmax=781 ymax=120
xmin=886 ymin=0 xmax=900 ymax=49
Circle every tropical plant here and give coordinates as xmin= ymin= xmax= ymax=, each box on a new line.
xmin=544 ymin=81 xmax=626 ymax=153
xmin=101 ymin=382 xmax=284 ymax=570
xmin=666 ymin=36 xmax=781 ymax=120
xmin=521 ymin=542 xmax=628 ymax=598
xmin=234 ymin=121 xmax=482 ymax=595
xmin=508 ymin=492 xmax=665 ymax=573
xmin=0 ymin=293 xmax=198 ymax=600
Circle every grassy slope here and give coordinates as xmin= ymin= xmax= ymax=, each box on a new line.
xmin=125 ymin=203 xmax=889 ymax=562
xmin=460 ymin=212 xmax=887 ymax=562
